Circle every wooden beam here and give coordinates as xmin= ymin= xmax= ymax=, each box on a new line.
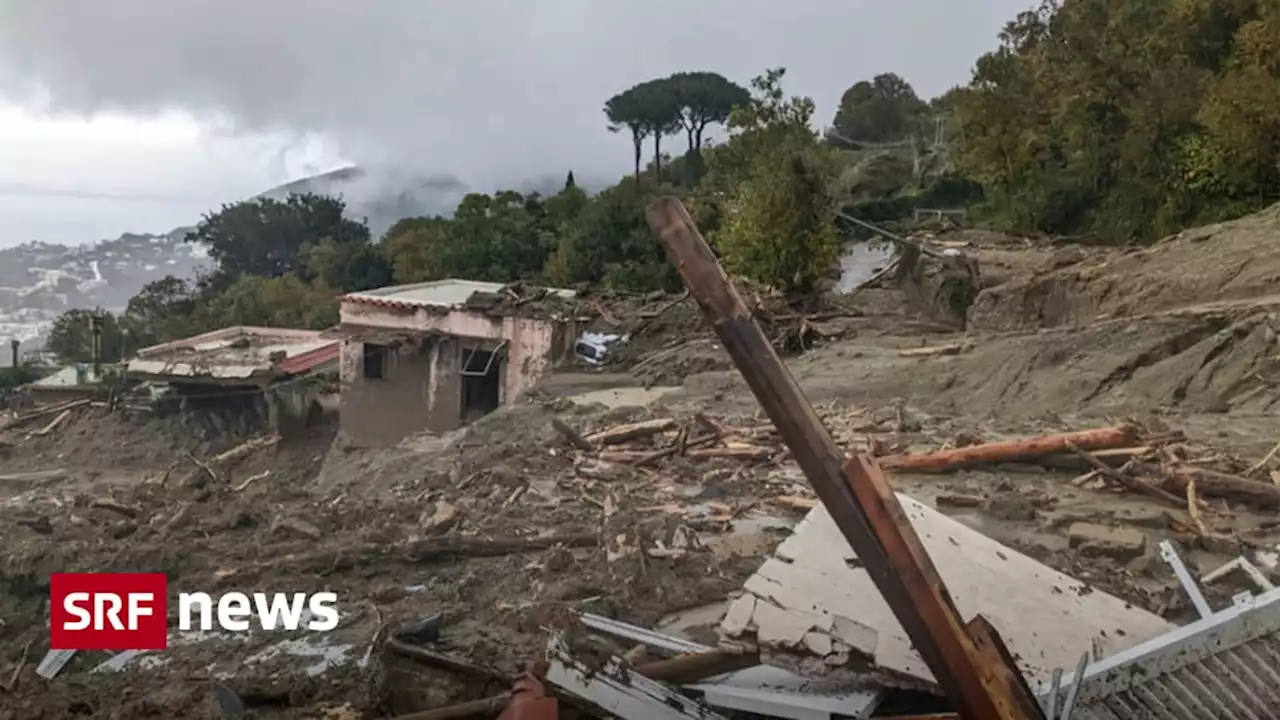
xmin=644 ymin=196 xmax=1043 ymax=720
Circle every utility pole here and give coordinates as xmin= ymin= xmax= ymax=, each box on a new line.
xmin=9 ymin=338 xmax=18 ymax=368
xmin=645 ymin=197 xmax=1044 ymax=720
xmin=89 ymin=313 xmax=103 ymax=380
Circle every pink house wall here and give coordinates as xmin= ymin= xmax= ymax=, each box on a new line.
xmin=338 ymin=301 xmax=571 ymax=443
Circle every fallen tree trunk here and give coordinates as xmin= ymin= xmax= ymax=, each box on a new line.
xmin=1160 ymin=466 xmax=1280 ymax=509
xmin=878 ymin=425 xmax=1138 ymax=473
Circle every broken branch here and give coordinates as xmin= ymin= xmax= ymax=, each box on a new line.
xmin=584 ymin=418 xmax=677 ymax=445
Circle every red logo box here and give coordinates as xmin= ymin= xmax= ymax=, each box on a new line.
xmin=49 ymin=573 xmax=169 ymax=650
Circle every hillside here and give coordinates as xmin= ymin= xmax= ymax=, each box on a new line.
xmin=0 ymin=166 xmax=472 ymax=351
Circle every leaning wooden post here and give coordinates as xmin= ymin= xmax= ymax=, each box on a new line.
xmin=645 ymin=197 xmax=1044 ymax=720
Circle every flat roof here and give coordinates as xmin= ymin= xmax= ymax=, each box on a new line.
xmin=127 ymin=326 xmax=337 ymax=381
xmin=342 ymin=278 xmax=576 ymax=311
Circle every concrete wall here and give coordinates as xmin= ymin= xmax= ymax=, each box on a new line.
xmin=267 ymin=386 xmax=335 ymax=438
xmin=427 ymin=334 xmax=461 ymax=431
xmin=340 ymin=301 xmax=573 ymax=411
xmin=338 ymin=334 xmax=435 ymax=447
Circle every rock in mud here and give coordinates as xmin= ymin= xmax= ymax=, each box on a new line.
xmin=982 ymin=493 xmax=1039 ymax=521
xmin=420 ymin=501 xmax=459 ymax=534
xmin=1068 ymin=522 xmax=1148 ymax=561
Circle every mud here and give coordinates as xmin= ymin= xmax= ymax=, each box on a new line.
xmin=8 ymin=206 xmax=1280 ymax=717
xmin=969 ymin=203 xmax=1280 ymax=332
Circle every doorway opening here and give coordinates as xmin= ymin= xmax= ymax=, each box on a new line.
xmin=460 ymin=345 xmax=503 ymax=422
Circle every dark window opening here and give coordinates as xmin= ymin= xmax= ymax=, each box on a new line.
xmin=461 ymin=349 xmax=502 ymax=421
xmin=363 ymin=343 xmax=386 ymax=379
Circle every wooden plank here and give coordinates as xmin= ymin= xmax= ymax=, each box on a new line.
xmin=644 ymin=197 xmax=1044 ymax=720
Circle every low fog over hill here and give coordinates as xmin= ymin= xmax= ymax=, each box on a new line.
xmin=0 ymin=164 xmax=478 ymax=351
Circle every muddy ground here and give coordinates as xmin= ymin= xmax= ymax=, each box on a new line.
xmin=6 ymin=205 xmax=1280 ymax=718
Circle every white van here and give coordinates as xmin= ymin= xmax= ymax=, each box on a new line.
xmin=575 ymin=332 xmax=627 ymax=365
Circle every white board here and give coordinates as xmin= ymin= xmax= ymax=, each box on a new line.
xmin=720 ymin=494 xmax=1174 ymax=691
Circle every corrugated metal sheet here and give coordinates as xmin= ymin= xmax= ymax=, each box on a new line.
xmin=1073 ymin=634 xmax=1280 ymax=719
xmin=1037 ymin=587 xmax=1280 ymax=719
xmin=273 ymin=342 xmax=339 ymax=375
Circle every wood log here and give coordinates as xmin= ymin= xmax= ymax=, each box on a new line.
xmin=0 ymin=398 xmax=90 ymax=430
xmin=0 ymin=469 xmax=67 ymax=486
xmin=935 ymin=494 xmax=985 ymax=508
xmin=177 ymin=435 xmax=280 ymax=486
xmin=597 ymin=450 xmax=658 ymax=464
xmin=1066 ymin=444 xmax=1187 ymax=509
xmin=599 ymin=433 xmax=715 ymax=467
xmin=208 ymin=434 xmax=280 ymax=466
xmin=694 ymin=412 xmax=739 ymax=439
xmin=878 ymin=425 xmax=1138 ymax=472
xmin=1034 ymin=446 xmax=1153 ymax=471
xmin=685 ymin=445 xmax=774 ymax=460
xmin=551 ymin=418 xmax=593 ymax=451
xmin=1161 ymin=466 xmax=1280 ymax=509
xmin=773 ymin=495 xmax=819 ymax=510
xmin=584 ymin=418 xmax=676 ymax=445
xmin=28 ymin=409 xmax=71 ymax=438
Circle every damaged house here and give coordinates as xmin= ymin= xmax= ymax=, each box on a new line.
xmin=333 ymin=279 xmax=580 ymax=446
xmin=125 ymin=326 xmax=339 ymax=434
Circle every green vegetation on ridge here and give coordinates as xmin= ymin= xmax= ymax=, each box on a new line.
xmin=37 ymin=0 xmax=1280 ymax=363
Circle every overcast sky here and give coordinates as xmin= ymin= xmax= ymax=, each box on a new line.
xmin=0 ymin=0 xmax=1030 ymax=247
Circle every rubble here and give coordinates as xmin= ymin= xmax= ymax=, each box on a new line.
xmin=11 ymin=207 xmax=1280 ymax=717
xmin=1067 ymin=523 xmax=1148 ymax=561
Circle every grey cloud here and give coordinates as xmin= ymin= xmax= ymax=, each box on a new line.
xmin=0 ymin=0 xmax=1031 ymax=190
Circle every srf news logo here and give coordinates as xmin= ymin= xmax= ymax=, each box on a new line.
xmin=50 ymin=573 xmax=339 ymax=650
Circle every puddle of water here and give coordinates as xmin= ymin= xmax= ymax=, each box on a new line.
xmin=836 ymin=241 xmax=896 ymax=293
xmin=569 ymin=386 xmax=678 ymax=409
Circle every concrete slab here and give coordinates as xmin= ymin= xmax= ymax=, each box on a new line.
xmin=719 ymin=494 xmax=1175 ymax=692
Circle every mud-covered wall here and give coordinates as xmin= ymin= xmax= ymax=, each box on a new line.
xmin=340 ymin=301 xmax=563 ymax=408
xmin=339 ymin=336 xmax=435 ymax=447
xmin=428 ymin=335 xmax=461 ymax=432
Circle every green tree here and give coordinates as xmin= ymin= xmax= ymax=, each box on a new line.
xmin=829 ymin=73 xmax=929 ymax=145
xmin=668 ymin=72 xmax=752 ymax=153
xmin=1194 ymin=9 xmax=1280 ymax=201
xmin=45 ymin=309 xmax=128 ymax=363
xmin=634 ymin=80 xmax=684 ymax=182
xmin=186 ymin=192 xmax=371 ymax=281
xmin=193 ymin=275 xmax=339 ymax=331
xmin=950 ymin=0 xmax=1280 ymax=241
xmin=706 ymin=68 xmax=840 ymax=295
xmin=542 ymin=181 xmax=680 ymax=291
xmin=381 ymin=189 xmax=580 ymax=286
xmin=606 ymin=89 xmax=652 ymax=181
xmin=304 ymin=239 xmax=394 ymax=293
xmin=123 ymin=275 xmax=197 ymax=346
xmin=383 ymin=216 xmax=452 ymax=283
